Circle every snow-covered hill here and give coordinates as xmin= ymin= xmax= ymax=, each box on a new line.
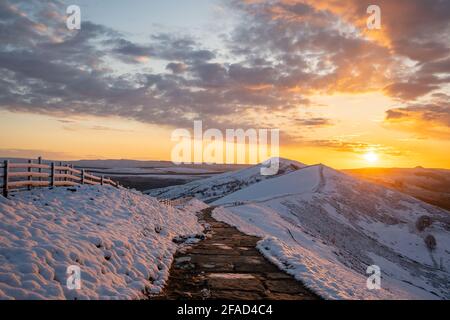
xmin=0 ymin=186 xmax=202 ymax=299
xmin=146 ymin=158 xmax=305 ymax=203
xmin=212 ymin=165 xmax=450 ymax=299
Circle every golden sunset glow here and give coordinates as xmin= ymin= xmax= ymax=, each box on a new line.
xmin=364 ymin=151 xmax=379 ymax=164
xmin=0 ymin=0 xmax=449 ymax=170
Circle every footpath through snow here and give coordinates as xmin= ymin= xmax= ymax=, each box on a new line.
xmin=0 ymin=186 xmax=203 ymax=299
xmin=156 ymin=207 xmax=319 ymax=300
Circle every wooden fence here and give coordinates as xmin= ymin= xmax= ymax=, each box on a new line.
xmin=158 ymin=197 xmax=193 ymax=207
xmin=0 ymin=157 xmax=119 ymax=198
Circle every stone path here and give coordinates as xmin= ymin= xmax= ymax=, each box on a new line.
xmin=155 ymin=207 xmax=319 ymax=300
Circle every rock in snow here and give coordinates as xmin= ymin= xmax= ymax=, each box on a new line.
xmin=0 ymin=186 xmax=202 ymax=299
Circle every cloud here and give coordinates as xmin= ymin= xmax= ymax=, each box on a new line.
xmin=60 ymin=122 xmax=134 ymax=133
xmin=383 ymin=82 xmax=441 ymax=100
xmin=111 ymin=34 xmax=216 ymax=64
xmin=226 ymin=0 xmax=401 ymax=97
xmin=297 ymin=0 xmax=450 ymax=100
xmin=384 ymin=98 xmax=450 ymax=139
xmin=305 ymin=139 xmax=405 ymax=156
xmin=0 ymin=0 xmax=320 ymax=135
xmin=293 ymin=117 xmax=333 ymax=127
xmin=166 ymin=62 xmax=187 ymax=74
xmin=0 ymin=0 xmax=449 ymax=141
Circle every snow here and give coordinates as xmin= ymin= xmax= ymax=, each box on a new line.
xmin=213 ymin=164 xmax=320 ymax=205
xmin=212 ymin=165 xmax=450 ymax=300
xmin=176 ymin=198 xmax=209 ymax=213
xmin=147 ymin=158 xmax=306 ymax=202
xmin=0 ymin=186 xmax=202 ymax=300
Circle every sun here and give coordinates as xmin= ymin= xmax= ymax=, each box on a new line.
xmin=364 ymin=151 xmax=379 ymax=164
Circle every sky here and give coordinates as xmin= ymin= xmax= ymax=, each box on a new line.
xmin=0 ymin=0 xmax=449 ymax=169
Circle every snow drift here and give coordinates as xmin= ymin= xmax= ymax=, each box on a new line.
xmin=212 ymin=164 xmax=450 ymax=299
xmin=0 ymin=186 xmax=202 ymax=299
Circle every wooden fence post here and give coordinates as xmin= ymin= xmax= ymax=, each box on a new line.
xmin=38 ymin=157 xmax=42 ymax=182
xmin=3 ymin=160 xmax=8 ymax=198
xmin=28 ymin=159 xmax=32 ymax=190
xmin=50 ymin=162 xmax=55 ymax=188
xmin=69 ymin=164 xmax=73 ymax=184
xmin=81 ymin=169 xmax=85 ymax=185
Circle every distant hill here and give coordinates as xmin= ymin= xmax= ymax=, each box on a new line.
xmin=345 ymin=167 xmax=450 ymax=211
xmin=69 ymin=159 xmax=249 ymax=172
xmin=0 ymin=157 xmax=249 ymax=172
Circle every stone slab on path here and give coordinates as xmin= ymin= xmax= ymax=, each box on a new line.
xmin=154 ymin=207 xmax=320 ymax=300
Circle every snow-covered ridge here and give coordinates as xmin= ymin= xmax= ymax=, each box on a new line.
xmin=146 ymin=158 xmax=306 ymax=202
xmin=213 ymin=164 xmax=323 ymax=205
xmin=212 ymin=164 xmax=450 ymax=299
xmin=0 ymin=186 xmax=202 ymax=299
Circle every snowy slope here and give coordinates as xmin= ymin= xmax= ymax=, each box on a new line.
xmin=0 ymin=186 xmax=202 ymax=300
xmin=213 ymin=164 xmax=321 ymax=205
xmin=212 ymin=165 xmax=450 ymax=299
xmin=176 ymin=198 xmax=209 ymax=213
xmin=146 ymin=158 xmax=305 ymax=203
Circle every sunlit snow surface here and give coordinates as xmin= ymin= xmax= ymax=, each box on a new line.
xmin=146 ymin=158 xmax=305 ymax=202
xmin=212 ymin=165 xmax=450 ymax=299
xmin=0 ymin=186 xmax=202 ymax=299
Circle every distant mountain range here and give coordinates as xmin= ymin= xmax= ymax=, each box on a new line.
xmin=0 ymin=158 xmax=248 ymax=172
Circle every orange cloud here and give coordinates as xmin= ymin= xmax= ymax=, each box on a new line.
xmin=384 ymin=97 xmax=450 ymax=139
xmin=304 ymin=139 xmax=405 ymax=156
